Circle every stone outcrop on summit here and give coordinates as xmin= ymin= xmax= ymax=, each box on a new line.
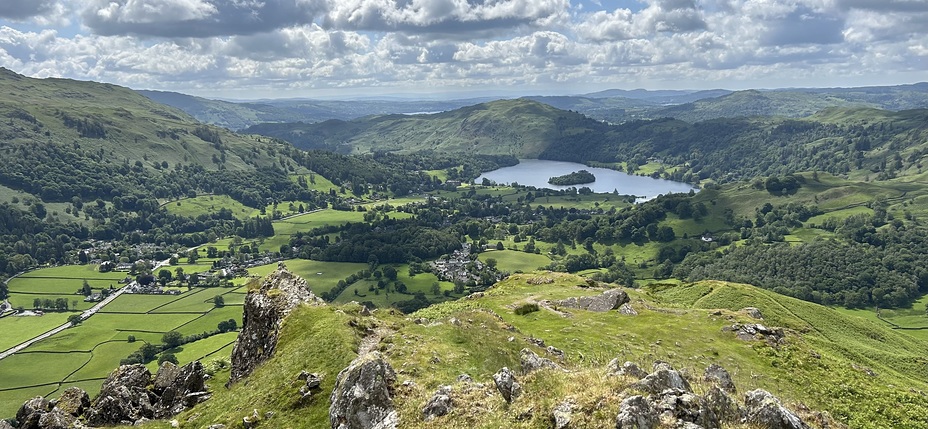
xmin=228 ymin=262 xmax=323 ymax=384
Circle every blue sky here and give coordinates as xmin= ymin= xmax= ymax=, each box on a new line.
xmin=0 ymin=0 xmax=926 ymax=99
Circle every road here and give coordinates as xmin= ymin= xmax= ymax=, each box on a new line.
xmin=0 ymin=254 xmax=179 ymax=362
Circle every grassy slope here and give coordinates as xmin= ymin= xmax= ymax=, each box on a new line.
xmin=246 ymin=98 xmax=600 ymax=157
xmin=171 ymin=273 xmax=928 ymax=429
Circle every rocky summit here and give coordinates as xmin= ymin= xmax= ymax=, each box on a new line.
xmin=14 ymin=361 xmax=206 ymax=428
xmin=228 ymin=262 xmax=324 ymax=384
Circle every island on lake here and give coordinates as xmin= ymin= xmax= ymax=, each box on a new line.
xmin=548 ymin=169 xmax=596 ymax=186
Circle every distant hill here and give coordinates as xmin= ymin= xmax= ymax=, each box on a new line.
xmin=138 ymin=89 xmax=497 ymax=130
xmin=245 ymin=98 xmax=607 ymax=157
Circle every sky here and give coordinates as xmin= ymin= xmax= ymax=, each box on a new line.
xmin=0 ymin=0 xmax=926 ymax=99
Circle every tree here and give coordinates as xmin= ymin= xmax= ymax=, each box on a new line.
xmin=496 ymin=241 xmax=504 ymax=250
xmin=139 ymin=343 xmax=159 ymax=361
xmin=81 ymin=280 xmax=92 ymax=296
xmin=174 ymin=267 xmax=185 ymax=284
xmin=213 ymin=295 xmax=225 ymax=308
xmin=383 ymin=266 xmax=398 ymax=281
xmin=485 ymin=258 xmax=498 ymax=269
xmin=162 ymin=331 xmax=183 ymax=349
xmin=157 ymin=269 xmax=173 ymax=285
xmin=68 ymin=314 xmax=82 ymax=326
xmin=430 ymin=282 xmax=441 ymax=296
xmin=33 ymin=298 xmax=41 ymax=309
xmin=158 ymin=353 xmax=179 ymax=366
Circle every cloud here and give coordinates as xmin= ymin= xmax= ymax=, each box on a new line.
xmin=0 ymin=0 xmax=58 ymax=20
xmin=323 ymin=0 xmax=569 ymax=35
xmin=81 ymin=0 xmax=326 ymax=37
xmin=761 ymin=8 xmax=845 ymax=46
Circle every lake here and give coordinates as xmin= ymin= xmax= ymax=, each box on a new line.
xmin=476 ymin=159 xmax=696 ymax=199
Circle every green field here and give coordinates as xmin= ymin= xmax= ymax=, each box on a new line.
xmin=100 ymin=294 xmax=178 ymax=313
xmin=334 ymin=264 xmax=456 ymax=308
xmin=478 ymin=250 xmax=550 ymax=273
xmin=0 ymin=313 xmax=70 ymax=351
xmin=164 ymin=194 xmax=259 ymax=220
xmin=266 ymin=259 xmax=368 ymax=297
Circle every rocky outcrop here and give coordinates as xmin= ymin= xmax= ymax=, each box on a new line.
xmin=607 ymin=360 xmax=647 ymax=379
xmin=51 ymin=388 xmax=90 ymax=418
xmin=653 ymin=389 xmax=718 ymax=428
xmin=704 ymin=363 xmax=736 ymax=392
xmin=725 ymin=323 xmax=785 ymax=345
xmin=229 ymin=263 xmax=324 ymax=384
xmin=615 ymin=395 xmax=657 ymax=429
xmin=705 ymin=386 xmax=743 ymax=424
xmin=520 ymin=348 xmax=561 ymax=375
xmin=297 ymin=370 xmax=323 ymax=402
xmin=556 ymin=288 xmax=629 ymax=312
xmin=421 ymin=386 xmax=453 ymax=422
xmin=551 ymin=401 xmax=573 ymax=429
xmin=744 ymin=389 xmax=810 ymax=429
xmin=84 ymin=364 xmax=154 ymax=427
xmin=742 ymin=307 xmax=764 ymax=319
xmin=329 ymin=352 xmax=398 ymax=429
xmin=633 ymin=363 xmax=691 ymax=394
xmin=492 ymin=367 xmax=521 ymax=403
xmin=618 ymin=303 xmax=638 ymax=316
xmin=151 ymin=361 xmax=209 ymax=418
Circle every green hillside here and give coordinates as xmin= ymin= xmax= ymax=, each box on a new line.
xmin=172 ymin=273 xmax=928 ymax=429
xmin=244 ymin=98 xmax=607 ymax=157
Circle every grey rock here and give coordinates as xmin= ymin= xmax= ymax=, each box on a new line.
xmin=607 ymin=360 xmax=648 ymax=379
xmin=618 ymin=303 xmax=638 ymax=316
xmin=422 ymin=387 xmax=453 ymax=422
xmin=743 ymin=389 xmax=810 ymax=429
xmin=153 ymin=361 xmax=208 ymax=418
xmin=207 ymin=425 xmax=227 ymax=429
xmin=329 ymin=352 xmax=398 ymax=429
xmin=551 ymin=401 xmax=573 ymax=429
xmin=229 ymin=263 xmax=324 ymax=384
xmin=53 ymin=387 xmax=90 ymax=417
xmin=0 ymin=420 xmax=14 ymax=429
xmin=457 ymin=374 xmax=473 ymax=383
xmin=492 ymin=367 xmax=521 ymax=403
xmin=634 ymin=365 xmax=691 ymax=395
xmin=654 ymin=388 xmax=718 ymax=428
xmin=704 ymin=386 xmax=742 ymax=424
xmin=615 ymin=395 xmax=657 ymax=429
xmin=84 ymin=364 xmax=155 ymax=427
xmin=300 ymin=373 xmax=323 ymax=400
xmin=152 ymin=362 xmax=180 ymax=393
xmin=37 ymin=410 xmax=77 ymax=429
xmin=17 ymin=396 xmax=51 ymax=428
xmin=520 ymin=348 xmax=561 ymax=375
xmin=704 ymin=364 xmax=736 ymax=393
xmin=742 ymin=307 xmax=764 ymax=319
xmin=546 ymin=346 xmax=566 ymax=360
xmin=557 ymin=288 xmax=629 ymax=312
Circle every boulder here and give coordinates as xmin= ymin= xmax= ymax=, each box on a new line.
xmin=329 ymin=352 xmax=398 ymax=429
xmin=557 ymin=288 xmax=629 ymax=312
xmin=492 ymin=367 xmax=522 ymax=403
xmin=703 ymin=364 xmax=736 ymax=393
xmin=704 ymin=386 xmax=742 ymax=424
xmin=654 ymin=389 xmax=718 ymax=428
xmin=52 ymin=387 xmax=90 ymax=417
xmin=551 ymin=401 xmax=573 ymax=429
xmin=84 ymin=364 xmax=155 ymax=426
xmin=743 ymin=389 xmax=810 ymax=429
xmin=615 ymin=395 xmax=657 ymax=429
xmin=229 ymin=263 xmax=324 ymax=384
xmin=17 ymin=396 xmax=51 ymax=429
xmin=634 ymin=365 xmax=691 ymax=395
xmin=742 ymin=307 xmax=764 ymax=319
xmin=421 ymin=386 xmax=453 ymax=422
xmin=36 ymin=411 xmax=77 ymax=429
xmin=299 ymin=373 xmax=323 ymax=401
xmin=0 ymin=419 xmax=14 ymax=429
xmin=607 ymin=360 xmax=647 ymax=379
xmin=520 ymin=348 xmax=561 ymax=375
xmin=618 ymin=304 xmax=638 ymax=316
xmin=153 ymin=361 xmax=208 ymax=418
